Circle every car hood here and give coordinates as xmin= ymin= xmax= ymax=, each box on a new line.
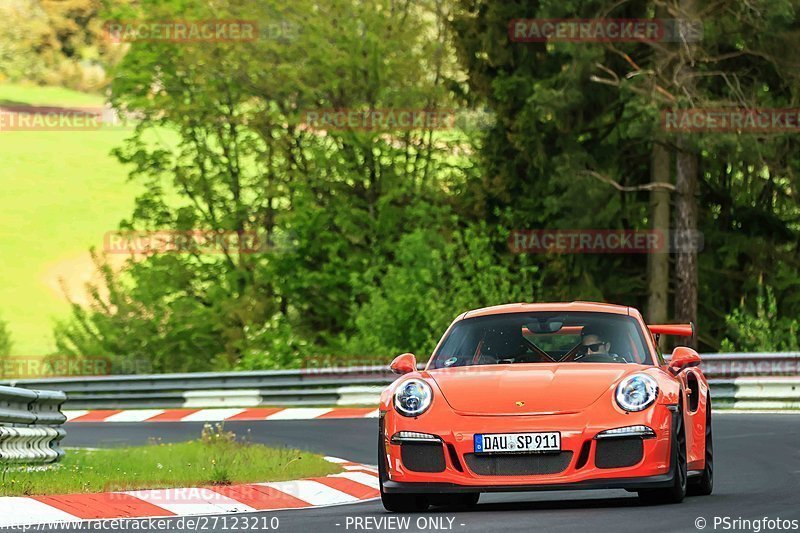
xmin=428 ymin=363 xmax=636 ymax=415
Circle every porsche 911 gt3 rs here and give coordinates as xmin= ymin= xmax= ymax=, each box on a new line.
xmin=378 ymin=301 xmax=713 ymax=512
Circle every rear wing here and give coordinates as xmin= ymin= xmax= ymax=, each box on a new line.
xmin=648 ymin=323 xmax=695 ymax=342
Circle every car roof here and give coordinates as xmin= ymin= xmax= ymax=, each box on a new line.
xmin=461 ymin=301 xmax=634 ymax=320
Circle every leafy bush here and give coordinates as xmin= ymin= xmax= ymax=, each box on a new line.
xmin=53 ymin=252 xmax=234 ymax=374
xmin=720 ymin=286 xmax=800 ymax=352
xmin=343 ymin=223 xmax=539 ymax=358
xmin=0 ymin=0 xmax=50 ymax=83
xmin=0 ymin=0 xmax=118 ymax=90
xmin=233 ymin=314 xmax=313 ymax=370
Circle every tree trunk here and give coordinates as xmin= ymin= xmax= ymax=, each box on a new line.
xmin=672 ymin=0 xmax=700 ymax=348
xmin=647 ymin=142 xmax=670 ymax=334
xmin=647 ymin=5 xmax=671 ymax=350
xmin=674 ymin=135 xmax=698 ymax=347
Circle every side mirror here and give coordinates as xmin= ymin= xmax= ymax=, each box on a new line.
xmin=390 ymin=353 xmax=417 ymax=375
xmin=669 ymin=346 xmax=701 ymax=375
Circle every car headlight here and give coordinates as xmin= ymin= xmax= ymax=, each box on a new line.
xmin=615 ymin=373 xmax=658 ymax=412
xmin=394 ymin=379 xmax=433 ymax=417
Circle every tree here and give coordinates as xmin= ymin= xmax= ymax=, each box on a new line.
xmin=0 ymin=0 xmax=118 ymax=89
xmin=451 ymin=0 xmax=672 ymax=308
xmin=53 ymin=0 xmax=800 ymax=366
xmin=0 ymin=0 xmax=51 ymax=82
xmin=450 ymin=0 xmax=800 ymax=349
xmin=344 ymin=224 xmax=539 ymax=357
xmin=54 ymin=0 xmax=477 ymax=370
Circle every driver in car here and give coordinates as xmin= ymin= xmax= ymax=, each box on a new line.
xmin=574 ymin=326 xmax=628 ymax=363
xmin=580 ymin=327 xmax=610 ymax=356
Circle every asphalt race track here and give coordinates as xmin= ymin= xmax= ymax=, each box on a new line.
xmin=18 ymin=413 xmax=800 ymax=533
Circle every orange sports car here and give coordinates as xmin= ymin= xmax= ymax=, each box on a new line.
xmin=378 ymin=302 xmax=713 ymax=512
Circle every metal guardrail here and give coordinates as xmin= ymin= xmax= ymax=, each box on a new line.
xmin=0 ymin=386 xmax=67 ymax=464
xmin=1 ymin=353 xmax=798 ymax=410
xmin=710 ymin=377 xmax=800 ymax=409
xmin=2 ymin=367 xmax=397 ymax=410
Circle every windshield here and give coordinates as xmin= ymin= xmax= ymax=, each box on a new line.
xmin=431 ymin=312 xmax=652 ymax=368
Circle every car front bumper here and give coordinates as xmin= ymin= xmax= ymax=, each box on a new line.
xmin=380 ymin=404 xmax=677 ymax=491
xmin=381 ymin=471 xmax=675 ymax=494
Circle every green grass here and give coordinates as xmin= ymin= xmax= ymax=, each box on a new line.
xmin=0 ymin=425 xmax=341 ymax=496
xmin=0 ymin=84 xmax=171 ymax=356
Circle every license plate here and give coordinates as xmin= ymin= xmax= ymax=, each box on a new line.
xmin=474 ymin=432 xmax=561 ymax=453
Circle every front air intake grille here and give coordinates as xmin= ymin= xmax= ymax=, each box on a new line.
xmin=464 ymin=452 xmax=573 ymax=476
xmin=446 ymin=443 xmax=464 ymax=472
xmin=400 ymin=442 xmax=446 ymax=473
xmin=595 ymin=437 xmax=644 ymax=468
xmin=575 ymin=440 xmax=592 ymax=470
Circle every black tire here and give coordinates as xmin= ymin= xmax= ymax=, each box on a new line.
xmin=381 ymin=492 xmax=431 ymax=513
xmin=638 ymin=405 xmax=687 ymax=504
xmin=378 ymin=424 xmax=430 ymax=512
xmin=460 ymin=493 xmax=480 ymax=507
xmin=688 ymin=397 xmax=713 ymax=496
xmin=429 ymin=493 xmax=480 ymax=508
